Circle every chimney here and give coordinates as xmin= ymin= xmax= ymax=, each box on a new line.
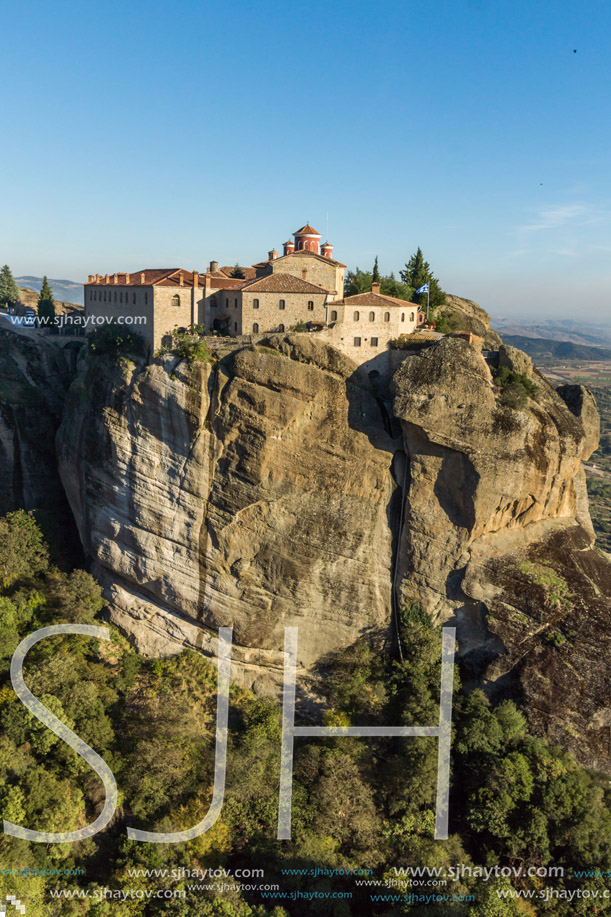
xmin=371 ymin=282 xmax=381 ymax=294
xmin=114 ymin=273 xmax=119 ymax=284
xmin=88 ymin=274 xmax=94 ymax=283
xmin=209 ymin=260 xmax=218 ymax=273
xmin=105 ymin=274 xmax=110 ymax=283
xmin=268 ymin=249 xmax=278 ymax=261
xmin=140 ymin=272 xmax=145 ymax=284
xmin=193 ymin=270 xmax=199 ymax=287
xmin=302 ymin=268 xmax=308 ymax=280
xmin=125 ymin=273 xmax=130 ymax=284
xmin=179 ymin=271 xmax=184 ymax=286
xmin=96 ymin=274 xmax=101 ymax=282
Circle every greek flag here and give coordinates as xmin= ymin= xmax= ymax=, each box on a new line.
xmin=416 ymin=283 xmax=429 ymax=294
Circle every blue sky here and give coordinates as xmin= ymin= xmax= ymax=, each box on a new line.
xmin=2 ymin=0 xmax=611 ymax=321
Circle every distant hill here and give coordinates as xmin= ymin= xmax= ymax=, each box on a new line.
xmin=502 ymin=334 xmax=611 ymax=362
xmin=493 ymin=317 xmax=611 ymax=348
xmin=16 ymin=276 xmax=83 ymax=306
xmin=18 ymin=287 xmax=83 ymax=314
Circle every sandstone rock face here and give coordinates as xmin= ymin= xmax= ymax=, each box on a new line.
xmin=392 ymin=336 xmax=611 ymax=770
xmin=0 ymin=328 xmax=77 ymax=531
xmin=443 ymin=295 xmax=503 ymax=349
xmin=57 ymin=337 xmax=402 ymax=692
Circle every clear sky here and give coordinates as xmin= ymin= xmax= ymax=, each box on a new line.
xmin=2 ymin=0 xmax=611 ymax=321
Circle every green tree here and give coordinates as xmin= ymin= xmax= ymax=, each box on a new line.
xmin=0 ymin=264 xmax=21 ymax=307
xmin=400 ymin=246 xmax=445 ymax=314
xmin=37 ymin=276 xmax=56 ymax=326
xmin=372 ymin=256 xmax=380 ymax=283
xmin=0 ymin=510 xmax=49 ymax=590
xmin=344 ymin=267 xmax=372 ymax=296
xmin=230 ymin=264 xmax=246 ymax=279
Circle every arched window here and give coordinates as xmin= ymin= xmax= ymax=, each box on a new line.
xmin=384 ymin=311 xmax=390 ymax=322
xmin=369 ymin=311 xmax=375 ymax=321
xmin=331 ymin=310 xmax=337 ymax=322
xmin=278 ymin=323 xmax=285 ymax=332
xmin=253 ymin=298 xmax=260 ymax=309
xmin=171 ymin=294 xmax=180 ymax=307
xmin=279 ymin=299 xmax=285 ymax=310
xmin=307 ymin=301 xmax=314 ymax=310
xmin=410 ymin=312 xmax=415 ymax=321
xmin=253 ymin=322 xmax=259 ymax=333
xmin=353 ymin=311 xmax=360 ymax=321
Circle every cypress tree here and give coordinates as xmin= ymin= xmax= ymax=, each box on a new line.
xmin=37 ymin=276 xmax=56 ymax=326
xmin=372 ymin=256 xmax=381 ymax=284
xmin=400 ymin=247 xmax=445 ymax=311
xmin=0 ymin=265 xmax=21 ymax=307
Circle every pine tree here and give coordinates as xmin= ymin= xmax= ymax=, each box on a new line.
xmin=37 ymin=276 xmax=56 ymax=326
xmin=372 ymin=256 xmax=381 ymax=283
xmin=230 ymin=264 xmax=245 ymax=279
xmin=400 ymin=247 xmax=446 ymax=312
xmin=0 ymin=265 xmax=21 ymax=307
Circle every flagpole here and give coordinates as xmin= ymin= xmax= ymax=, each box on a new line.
xmin=427 ymin=285 xmax=430 ymax=322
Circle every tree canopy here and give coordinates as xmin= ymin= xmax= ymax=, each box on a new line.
xmin=0 ymin=265 xmax=21 ymax=307
xmin=400 ymin=246 xmax=446 ymax=313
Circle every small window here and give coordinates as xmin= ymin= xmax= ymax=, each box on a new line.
xmin=210 ymin=296 xmax=217 ymax=308
xmin=133 ymin=293 xmax=136 ymax=304
xmin=279 ymin=299 xmax=285 ymax=310
xmin=145 ymin=292 xmax=148 ymax=305
xmin=330 ymin=310 xmax=337 ymax=322
xmin=384 ymin=311 xmax=390 ymax=322
xmin=234 ymin=321 xmax=238 ymax=331
xmin=103 ymin=291 xmax=107 ymax=302
xmin=119 ymin=291 xmax=123 ymax=303
xmin=114 ymin=291 xmax=117 ymax=302
xmin=226 ymin=298 xmax=229 ymax=308
xmin=353 ymin=311 xmax=360 ymax=321
xmin=410 ymin=312 xmax=414 ymax=321
xmin=235 ymin=298 xmax=238 ymax=308
xmin=307 ymin=301 xmax=314 ymax=310
xmin=371 ymin=337 xmax=379 ymax=347
xmin=171 ymin=294 xmax=180 ymax=307
xmin=253 ymin=322 xmax=259 ymax=333
xmin=253 ymin=298 xmax=260 ymax=309
xmin=353 ymin=336 xmax=362 ymax=347
xmin=369 ymin=311 xmax=375 ymax=321
xmin=278 ymin=323 xmax=285 ymax=332
xmin=401 ymin=313 xmax=405 ymax=322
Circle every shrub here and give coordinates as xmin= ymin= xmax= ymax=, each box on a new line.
xmin=87 ymin=321 xmax=146 ymax=358
xmin=158 ymin=326 xmax=212 ymax=363
xmin=493 ymin=366 xmax=538 ymax=409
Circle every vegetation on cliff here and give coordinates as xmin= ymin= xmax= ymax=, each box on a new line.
xmin=1 ymin=512 xmax=611 ymax=915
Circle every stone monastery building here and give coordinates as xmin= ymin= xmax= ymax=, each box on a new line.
xmin=85 ymin=224 xmax=423 ymax=362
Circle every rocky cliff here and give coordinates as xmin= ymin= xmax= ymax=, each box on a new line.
xmin=0 ymin=329 xmax=79 ymax=555
xmin=392 ymin=337 xmax=610 ymax=771
xmin=4 ymin=315 xmax=609 ymax=771
xmin=57 ymin=337 xmax=402 ymax=693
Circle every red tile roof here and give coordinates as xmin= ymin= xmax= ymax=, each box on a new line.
xmin=332 ymin=291 xmax=419 ymax=308
xmin=87 ymin=269 xmax=201 ymax=287
xmin=294 ymin=224 xmax=321 ymax=235
xmin=240 ymin=273 xmax=330 ymax=294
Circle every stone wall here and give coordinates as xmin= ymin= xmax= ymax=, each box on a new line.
xmin=152 ymin=286 xmax=204 ymax=350
xmin=270 ymin=252 xmax=344 ymax=295
xmin=321 ymin=302 xmax=418 ymax=362
xmin=85 ymin=285 xmax=155 ymax=349
xmin=242 ymin=290 xmax=328 ymax=334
